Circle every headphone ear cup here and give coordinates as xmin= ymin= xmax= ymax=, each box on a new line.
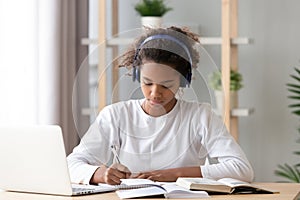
xmin=180 ymin=68 xmax=192 ymax=87
xmin=187 ymin=71 xmax=192 ymax=87
xmin=136 ymin=67 xmax=140 ymax=82
xmin=132 ymin=66 xmax=140 ymax=82
xmin=180 ymin=75 xmax=191 ymax=87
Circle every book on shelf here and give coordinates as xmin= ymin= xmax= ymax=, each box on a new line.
xmin=115 ymin=179 xmax=209 ymax=199
xmin=176 ymin=177 xmax=278 ymax=194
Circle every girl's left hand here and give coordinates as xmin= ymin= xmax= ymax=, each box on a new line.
xmin=131 ymin=166 xmax=202 ymax=182
xmin=131 ymin=168 xmax=180 ymax=182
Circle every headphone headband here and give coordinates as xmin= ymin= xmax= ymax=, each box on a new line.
xmin=133 ymin=34 xmax=193 ymax=87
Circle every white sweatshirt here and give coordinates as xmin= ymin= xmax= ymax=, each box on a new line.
xmin=67 ymin=99 xmax=254 ymax=184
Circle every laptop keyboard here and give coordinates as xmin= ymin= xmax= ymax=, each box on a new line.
xmin=72 ymin=187 xmax=95 ymax=194
xmin=71 ymin=183 xmax=116 ymax=195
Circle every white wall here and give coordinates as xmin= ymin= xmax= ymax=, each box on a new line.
xmin=238 ymin=0 xmax=300 ymax=181
xmin=103 ymin=0 xmax=300 ymax=181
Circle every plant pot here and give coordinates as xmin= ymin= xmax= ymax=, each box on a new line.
xmin=141 ymin=16 xmax=162 ymax=28
xmin=214 ymin=90 xmax=237 ymax=113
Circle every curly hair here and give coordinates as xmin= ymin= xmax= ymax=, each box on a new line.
xmin=118 ymin=26 xmax=200 ymax=80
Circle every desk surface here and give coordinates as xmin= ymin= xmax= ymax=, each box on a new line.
xmin=0 ymin=183 xmax=299 ymax=200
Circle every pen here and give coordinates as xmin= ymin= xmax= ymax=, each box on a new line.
xmin=111 ymin=145 xmax=121 ymax=164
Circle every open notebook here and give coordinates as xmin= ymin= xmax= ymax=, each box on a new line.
xmin=0 ymin=125 xmax=116 ymax=196
xmin=115 ymin=179 xmax=209 ymax=199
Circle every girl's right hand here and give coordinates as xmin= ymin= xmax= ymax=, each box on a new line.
xmin=90 ymin=164 xmax=131 ymax=185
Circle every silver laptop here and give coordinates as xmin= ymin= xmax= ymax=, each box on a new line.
xmin=0 ymin=125 xmax=116 ymax=196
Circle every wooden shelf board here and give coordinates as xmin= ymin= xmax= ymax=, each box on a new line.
xmin=81 ymin=37 xmax=251 ymax=46
xmin=82 ymin=107 xmax=254 ymax=117
xmin=214 ymin=108 xmax=254 ymax=117
xmin=231 ymin=108 xmax=254 ymax=116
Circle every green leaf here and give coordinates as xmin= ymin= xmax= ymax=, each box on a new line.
xmin=285 ymin=164 xmax=300 ymax=182
xmin=274 ymin=168 xmax=295 ymax=182
xmin=276 ymin=164 xmax=290 ymax=174
xmin=275 ymin=164 xmax=300 ymax=182
xmin=294 ymin=167 xmax=300 ymax=180
xmin=288 ymin=104 xmax=300 ymax=108
xmin=287 ymin=83 xmax=300 ymax=90
xmin=294 ymin=67 xmax=300 ymax=76
xmin=274 ymin=170 xmax=289 ymax=179
xmin=291 ymin=74 xmax=300 ymax=82
xmin=288 ymin=89 xmax=300 ymax=95
xmin=288 ymin=96 xmax=300 ymax=100
xmin=292 ymin=110 xmax=300 ymax=115
xmin=292 ymin=110 xmax=300 ymax=116
xmin=295 ymin=163 xmax=300 ymax=167
xmin=293 ymin=151 xmax=300 ymax=155
xmin=134 ymin=0 xmax=172 ymax=16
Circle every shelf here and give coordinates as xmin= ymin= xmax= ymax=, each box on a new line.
xmin=81 ymin=37 xmax=251 ymax=46
xmin=82 ymin=107 xmax=254 ymax=117
xmin=231 ymin=108 xmax=254 ymax=116
xmin=214 ymin=108 xmax=254 ymax=117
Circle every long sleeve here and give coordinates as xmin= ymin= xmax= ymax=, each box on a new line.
xmin=199 ymin=106 xmax=254 ymax=182
xmin=67 ymin=109 xmax=115 ymax=184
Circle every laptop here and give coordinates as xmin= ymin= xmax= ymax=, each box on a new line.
xmin=0 ymin=125 xmax=116 ymax=196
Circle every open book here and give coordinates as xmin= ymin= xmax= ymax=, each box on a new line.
xmin=176 ymin=177 xmax=277 ymax=194
xmin=115 ymin=179 xmax=209 ymax=199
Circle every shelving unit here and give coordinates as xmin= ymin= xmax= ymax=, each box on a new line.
xmin=86 ymin=0 xmax=253 ymax=141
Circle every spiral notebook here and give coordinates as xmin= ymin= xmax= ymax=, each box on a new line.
xmin=115 ymin=179 xmax=209 ymax=199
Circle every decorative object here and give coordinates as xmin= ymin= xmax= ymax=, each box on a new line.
xmin=275 ymin=67 xmax=300 ymax=182
xmin=134 ymin=0 xmax=172 ymax=28
xmin=208 ymin=70 xmax=243 ymax=112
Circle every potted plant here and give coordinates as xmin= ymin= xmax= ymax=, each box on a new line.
xmin=208 ymin=70 xmax=243 ymax=112
xmin=275 ymin=67 xmax=300 ymax=182
xmin=134 ymin=0 xmax=172 ymax=28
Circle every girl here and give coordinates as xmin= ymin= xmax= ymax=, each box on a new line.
xmin=67 ymin=26 xmax=254 ymax=185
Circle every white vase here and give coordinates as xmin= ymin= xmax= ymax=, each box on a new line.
xmin=214 ymin=90 xmax=237 ymax=114
xmin=141 ymin=16 xmax=162 ymax=28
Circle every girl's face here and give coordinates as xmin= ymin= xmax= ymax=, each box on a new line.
xmin=140 ymin=62 xmax=181 ymax=117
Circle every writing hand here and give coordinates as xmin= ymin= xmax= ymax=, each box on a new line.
xmin=90 ymin=163 xmax=131 ymax=185
xmin=105 ymin=163 xmax=131 ymax=185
